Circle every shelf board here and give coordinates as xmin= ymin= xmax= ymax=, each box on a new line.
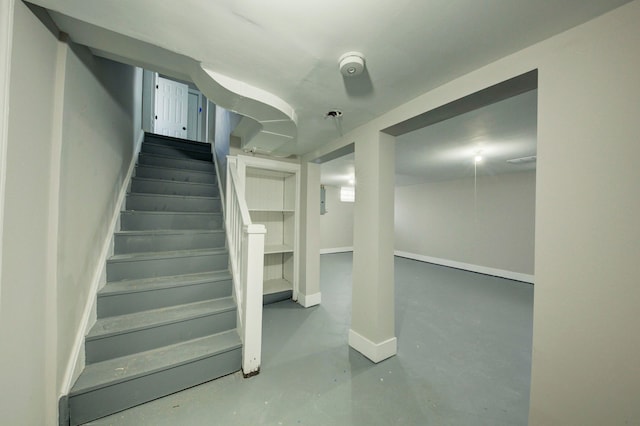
xmin=249 ymin=208 xmax=295 ymax=213
xmin=263 ymin=278 xmax=292 ymax=295
xmin=264 ymin=244 xmax=294 ymax=254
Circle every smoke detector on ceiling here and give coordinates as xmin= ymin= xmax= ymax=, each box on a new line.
xmin=339 ymin=52 xmax=366 ymax=77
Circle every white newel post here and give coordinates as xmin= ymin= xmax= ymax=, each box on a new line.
xmin=241 ymin=224 xmax=265 ymax=376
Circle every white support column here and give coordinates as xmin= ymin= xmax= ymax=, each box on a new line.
xmin=349 ymin=131 xmax=396 ymax=363
xmin=241 ymin=224 xmax=265 ymax=377
xmin=298 ymin=161 xmax=321 ymax=307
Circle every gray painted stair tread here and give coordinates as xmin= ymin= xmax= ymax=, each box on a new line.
xmin=145 ymin=134 xmax=211 ymax=150
xmin=141 ymin=145 xmax=212 ymax=161
xmin=114 ymin=229 xmax=224 ymax=237
xmin=122 ymin=210 xmax=220 ymax=217
xmin=139 ymin=152 xmax=214 ymax=165
xmin=145 ymin=133 xmax=210 ymax=145
xmin=119 ymin=210 xmax=222 ymax=227
xmin=135 ymin=164 xmax=216 ymax=177
xmin=133 ymin=167 xmax=217 ymax=185
xmin=132 ymin=176 xmax=217 ymax=187
xmin=143 ymin=141 xmax=210 ymax=155
xmin=143 ymin=138 xmax=211 ymax=152
xmin=71 ymin=331 xmax=241 ymax=395
xmin=108 ymin=247 xmax=227 ymax=263
xmin=120 ymin=211 xmax=223 ymax=232
xmin=100 ymin=270 xmax=231 ymax=295
xmin=87 ymin=297 xmax=235 ymax=339
xmin=128 ymin=193 xmax=220 ymax=202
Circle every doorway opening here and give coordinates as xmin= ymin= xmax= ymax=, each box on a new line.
xmin=143 ymin=71 xmax=209 ymax=143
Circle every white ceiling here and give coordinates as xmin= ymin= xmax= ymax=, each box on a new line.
xmin=29 ymin=0 xmax=630 ymax=158
xmin=321 ymin=89 xmax=537 ymax=186
xmin=321 ymin=153 xmax=356 ymax=187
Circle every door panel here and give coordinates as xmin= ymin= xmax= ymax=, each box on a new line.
xmin=187 ymin=91 xmax=199 ymax=141
xmin=154 ymin=76 xmax=188 ymax=138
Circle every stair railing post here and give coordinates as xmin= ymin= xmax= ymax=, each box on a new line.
xmin=226 ymin=156 xmax=266 ymax=377
xmin=241 ymin=224 xmax=265 ymax=377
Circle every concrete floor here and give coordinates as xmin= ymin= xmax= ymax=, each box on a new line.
xmin=87 ymin=253 xmax=533 ymax=425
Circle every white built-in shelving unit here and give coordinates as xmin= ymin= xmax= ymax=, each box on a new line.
xmin=236 ymin=156 xmax=300 ymax=300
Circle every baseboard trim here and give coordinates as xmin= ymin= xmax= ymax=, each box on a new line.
xmin=320 ymin=246 xmax=353 ymax=254
xmin=58 ymin=394 xmax=69 ymax=426
xmin=394 ymin=250 xmax=535 ymax=284
xmin=298 ymin=291 xmax=321 ymax=308
xmin=134 ymin=128 xmax=145 ymax=154
xmin=348 ymin=329 xmax=397 ymax=363
xmin=60 ymin=129 xmax=145 ymax=396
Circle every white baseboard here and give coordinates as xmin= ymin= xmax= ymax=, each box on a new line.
xmin=298 ymin=291 xmax=321 ymax=308
xmin=394 ymin=250 xmax=535 ymax=284
xmin=348 ymin=329 xmax=397 ymax=363
xmin=61 ymin=129 xmax=145 ymax=396
xmin=133 ymin=128 xmax=145 ymax=154
xmin=320 ymin=246 xmax=353 ymax=254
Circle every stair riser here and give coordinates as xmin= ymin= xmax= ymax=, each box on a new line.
xmin=131 ymin=178 xmax=218 ymax=197
xmin=135 ymin=165 xmax=216 ymax=184
xmin=69 ymin=347 xmax=241 ymax=426
xmin=120 ymin=212 xmax=222 ymax=231
xmin=85 ymin=309 xmax=236 ymax=364
xmin=139 ymin=153 xmax=215 ymax=172
xmin=126 ymin=194 xmax=221 ymax=213
xmin=142 ymin=143 xmax=213 ymax=161
xmin=97 ymin=280 xmax=233 ymax=318
xmin=143 ymin=135 xmax=212 ymax=153
xmin=114 ymin=232 xmax=225 ymax=254
xmin=107 ymin=253 xmax=228 ymax=281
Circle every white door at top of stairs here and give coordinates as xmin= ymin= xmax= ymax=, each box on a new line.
xmin=154 ymin=76 xmax=188 ymax=139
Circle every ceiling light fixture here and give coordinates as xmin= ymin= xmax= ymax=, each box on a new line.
xmin=325 ymin=109 xmax=343 ymax=119
xmin=325 ymin=109 xmax=344 ymax=136
xmin=339 ymin=52 xmax=366 ymax=77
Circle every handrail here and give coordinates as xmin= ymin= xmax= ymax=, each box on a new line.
xmin=225 ymin=156 xmax=266 ymax=376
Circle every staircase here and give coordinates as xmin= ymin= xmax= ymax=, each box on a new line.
xmin=66 ymin=134 xmax=241 ymax=426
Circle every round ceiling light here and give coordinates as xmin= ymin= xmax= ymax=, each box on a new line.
xmin=339 ymin=52 xmax=365 ymax=77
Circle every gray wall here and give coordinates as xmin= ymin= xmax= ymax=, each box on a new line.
xmin=319 ymin=185 xmax=354 ymax=251
xmin=530 ymin=4 xmax=640 ymax=422
xmin=0 ymin=2 xmax=58 ymax=423
xmin=0 ymin=3 xmax=142 ymax=423
xmin=395 ymin=171 xmax=536 ymax=275
xmin=214 ymin=106 xmax=241 ymax=192
xmin=57 ymin=46 xmax=142 ymax=392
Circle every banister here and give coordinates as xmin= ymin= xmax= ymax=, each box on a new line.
xmin=225 ymin=156 xmax=265 ymax=377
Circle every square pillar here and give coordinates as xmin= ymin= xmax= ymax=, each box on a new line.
xmin=298 ymin=161 xmax=321 ymax=307
xmin=349 ymin=131 xmax=396 ymax=362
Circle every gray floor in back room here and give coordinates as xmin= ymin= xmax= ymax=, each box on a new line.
xmin=86 ymin=252 xmax=534 ymax=426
